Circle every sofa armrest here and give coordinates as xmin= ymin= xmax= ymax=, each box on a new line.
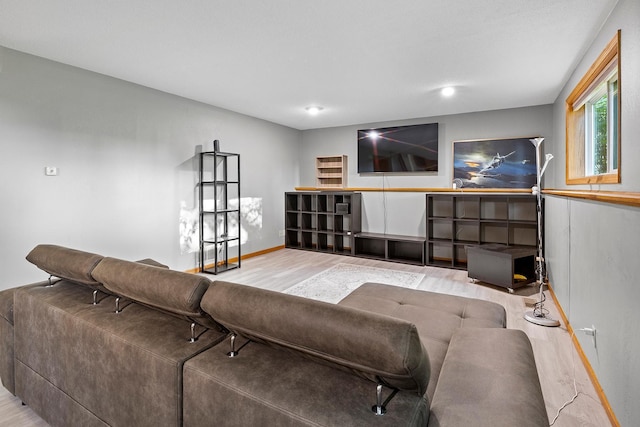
xmin=428 ymin=328 xmax=548 ymax=427
xmin=0 ymin=289 xmax=15 ymax=394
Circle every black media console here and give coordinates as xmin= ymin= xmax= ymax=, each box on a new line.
xmin=285 ymin=192 xmax=540 ymax=277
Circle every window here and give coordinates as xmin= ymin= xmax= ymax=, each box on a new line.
xmin=566 ymin=31 xmax=621 ymax=184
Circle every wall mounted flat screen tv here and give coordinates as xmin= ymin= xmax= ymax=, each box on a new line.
xmin=357 ymin=122 xmax=439 ymax=173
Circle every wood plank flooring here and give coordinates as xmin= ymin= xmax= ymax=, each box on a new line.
xmin=0 ymin=249 xmax=611 ymax=426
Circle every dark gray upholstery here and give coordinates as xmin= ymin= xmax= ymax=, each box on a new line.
xmin=339 ymin=282 xmax=506 ymax=400
xmin=92 ymin=257 xmax=220 ymax=330
xmin=183 ymin=337 xmax=430 ymax=427
xmin=0 ymin=245 xmax=549 ymax=427
xmin=14 ymin=281 xmax=226 ymax=427
xmin=201 ymin=280 xmax=431 ymax=395
xmin=428 ymin=328 xmax=549 ymax=427
xmin=26 ymin=244 xmax=103 ymax=286
xmin=0 ymin=288 xmax=15 ymax=394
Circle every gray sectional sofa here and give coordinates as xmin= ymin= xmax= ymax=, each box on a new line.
xmin=0 ymin=245 xmax=549 ymax=426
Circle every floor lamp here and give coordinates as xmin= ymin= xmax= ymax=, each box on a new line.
xmin=524 ymin=137 xmax=560 ymax=327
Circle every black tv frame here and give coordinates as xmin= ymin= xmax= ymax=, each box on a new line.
xmin=357 ymin=122 xmax=439 ymax=173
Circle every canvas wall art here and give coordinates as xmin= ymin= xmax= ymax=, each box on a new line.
xmin=452 ymin=137 xmax=538 ymax=189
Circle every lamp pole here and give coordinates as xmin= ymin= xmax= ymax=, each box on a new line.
xmin=524 ymin=138 xmax=560 ymax=327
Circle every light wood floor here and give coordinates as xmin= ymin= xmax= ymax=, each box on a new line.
xmin=0 ymin=249 xmax=611 ymax=427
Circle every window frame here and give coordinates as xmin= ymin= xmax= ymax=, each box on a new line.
xmin=565 ymin=30 xmax=621 ymax=185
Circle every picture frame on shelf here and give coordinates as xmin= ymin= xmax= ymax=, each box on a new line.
xmin=452 ymin=137 xmax=538 ymax=189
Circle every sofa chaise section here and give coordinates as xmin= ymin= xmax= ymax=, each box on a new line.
xmin=338 ymin=282 xmax=506 ymax=400
xmin=339 ymin=283 xmax=548 ymax=426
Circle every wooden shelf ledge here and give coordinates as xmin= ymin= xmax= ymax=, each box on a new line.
xmin=295 ymin=187 xmax=533 ymax=193
xmin=544 ymin=189 xmax=640 ymax=208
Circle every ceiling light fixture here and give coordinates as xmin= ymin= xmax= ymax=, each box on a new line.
xmin=305 ymin=106 xmax=323 ymax=115
xmin=441 ymin=87 xmax=455 ymax=97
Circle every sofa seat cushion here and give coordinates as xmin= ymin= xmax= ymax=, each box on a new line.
xmin=183 ymin=337 xmax=430 ymax=427
xmin=91 ymin=257 xmax=219 ymax=329
xmin=26 ymin=244 xmax=104 ymax=286
xmin=338 ymin=283 xmax=506 ymax=400
xmin=201 ymin=280 xmax=431 ymax=395
xmin=428 ymin=328 xmax=549 ymax=427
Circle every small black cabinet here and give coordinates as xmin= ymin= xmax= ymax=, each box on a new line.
xmin=467 ymin=244 xmax=537 ymax=292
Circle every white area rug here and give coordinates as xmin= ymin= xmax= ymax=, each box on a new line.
xmin=284 ymin=263 xmax=425 ymax=303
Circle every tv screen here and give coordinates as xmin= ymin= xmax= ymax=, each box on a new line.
xmin=357 ymin=123 xmax=439 ymax=173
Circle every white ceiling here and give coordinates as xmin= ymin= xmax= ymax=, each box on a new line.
xmin=0 ymin=0 xmax=618 ymax=130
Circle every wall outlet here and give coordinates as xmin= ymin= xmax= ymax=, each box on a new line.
xmin=44 ymin=166 xmax=58 ymax=176
xmin=580 ymin=325 xmax=597 ymax=348
xmin=278 ymin=229 xmax=285 ymax=237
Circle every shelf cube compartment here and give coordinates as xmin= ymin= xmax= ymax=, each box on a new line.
xmin=429 ymin=219 xmax=453 ymax=240
xmin=285 ymin=194 xmax=299 ymax=211
xmin=317 ymin=233 xmax=333 ymax=252
xmin=300 ymin=213 xmax=316 ymax=230
xmin=509 ymin=224 xmax=537 ymax=246
xmin=480 ymin=223 xmax=508 ymax=245
xmin=285 ymin=230 xmax=300 ymax=248
xmin=455 ymin=197 xmax=479 ymax=219
xmin=286 ymin=212 xmax=299 ymax=229
xmin=334 ymin=234 xmax=352 ymax=255
xmin=317 ymin=214 xmax=332 ymax=231
xmin=480 ymin=198 xmax=509 ymax=220
xmin=354 ymin=236 xmax=386 ymax=259
xmin=428 ymin=242 xmax=453 ymax=266
xmin=317 ymin=194 xmax=330 ymax=213
xmin=388 ymin=240 xmax=424 ymax=265
xmin=428 ymin=196 xmax=454 ymax=218
xmin=334 ymin=215 xmax=351 ymax=233
xmin=453 ymin=244 xmax=469 ymax=268
xmin=301 ymin=231 xmax=315 ymax=249
xmin=301 ymin=194 xmax=315 ymax=212
xmin=509 ymin=198 xmax=538 ymax=221
xmin=454 ymin=222 xmax=479 ymax=242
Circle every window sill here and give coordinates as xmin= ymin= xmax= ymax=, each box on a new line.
xmin=566 ymin=172 xmax=620 ymax=185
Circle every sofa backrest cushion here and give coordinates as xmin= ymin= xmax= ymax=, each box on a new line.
xmin=91 ymin=257 xmax=218 ymax=329
xmin=26 ymin=244 xmax=104 ymax=286
xmin=201 ymin=280 xmax=431 ymax=395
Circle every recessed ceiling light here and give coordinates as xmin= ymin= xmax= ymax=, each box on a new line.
xmin=441 ymin=87 xmax=455 ymax=97
xmin=305 ymin=106 xmax=323 ymax=115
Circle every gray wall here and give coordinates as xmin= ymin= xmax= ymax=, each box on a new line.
xmin=2 ymin=1 xmax=638 ymax=421
xmin=545 ymin=0 xmax=640 ymax=424
xmin=0 ymin=47 xmax=301 ymax=289
xmin=301 ymin=105 xmax=552 ymax=236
